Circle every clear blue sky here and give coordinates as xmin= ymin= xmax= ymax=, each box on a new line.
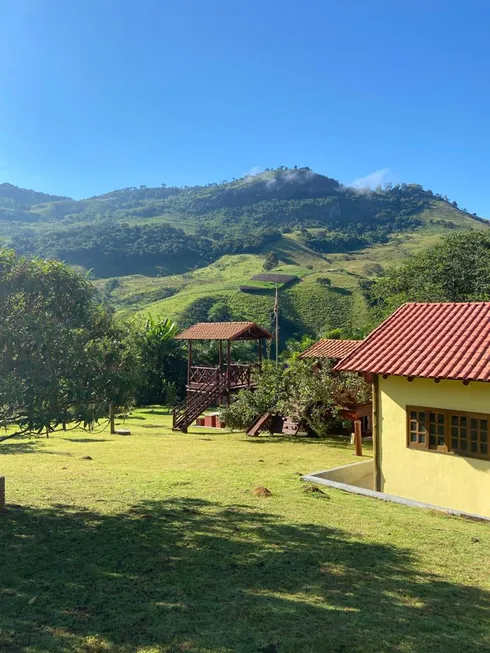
xmin=1 ymin=1 xmax=489 ymax=216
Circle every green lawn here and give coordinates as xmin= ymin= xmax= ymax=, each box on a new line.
xmin=1 ymin=410 xmax=489 ymax=653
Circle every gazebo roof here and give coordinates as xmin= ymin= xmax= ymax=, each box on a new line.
xmin=299 ymin=338 xmax=361 ymax=361
xmin=176 ymin=321 xmax=273 ymax=341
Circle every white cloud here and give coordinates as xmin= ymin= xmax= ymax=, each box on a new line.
xmin=349 ymin=168 xmax=391 ymax=190
xmin=243 ymin=166 xmax=264 ymax=183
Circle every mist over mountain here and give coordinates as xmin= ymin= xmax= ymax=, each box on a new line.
xmin=1 ymin=168 xmax=485 ymax=279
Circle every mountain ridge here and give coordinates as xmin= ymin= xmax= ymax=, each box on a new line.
xmin=1 ymin=169 xmax=488 ymax=342
xmin=1 ymin=168 xmax=485 ymax=223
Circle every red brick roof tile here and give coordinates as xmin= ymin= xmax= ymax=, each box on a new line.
xmin=176 ymin=322 xmax=273 ymax=341
xmin=299 ymin=339 xmax=361 ymax=361
xmin=335 ymin=302 xmax=490 ymax=382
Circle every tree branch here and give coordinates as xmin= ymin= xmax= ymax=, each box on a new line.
xmin=0 ymin=429 xmax=28 ymax=443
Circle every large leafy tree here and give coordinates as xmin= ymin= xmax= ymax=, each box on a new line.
xmin=220 ymin=359 xmax=370 ymax=436
xmin=366 ymin=232 xmax=490 ymax=319
xmin=0 ymin=250 xmax=138 ymax=440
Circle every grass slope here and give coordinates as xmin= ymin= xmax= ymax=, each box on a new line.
xmin=97 ymin=241 xmax=365 ymax=337
xmin=99 ymin=205 xmax=486 ymax=338
xmin=1 ymin=410 xmax=489 ymax=653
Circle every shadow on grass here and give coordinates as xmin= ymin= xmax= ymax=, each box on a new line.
xmin=0 ymin=440 xmax=47 ymax=455
xmin=140 ymin=424 xmax=166 ymax=429
xmin=244 ymin=435 xmax=358 ymax=450
xmin=0 ymin=440 xmax=78 ymax=456
xmin=139 ymin=409 xmax=170 ymax=416
xmin=0 ymin=498 xmax=488 ymax=653
xmin=63 ymin=438 xmax=112 ymax=444
xmin=330 ymin=286 xmax=352 ymax=296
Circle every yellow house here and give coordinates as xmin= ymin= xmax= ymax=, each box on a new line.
xmin=335 ymin=302 xmax=490 ymax=519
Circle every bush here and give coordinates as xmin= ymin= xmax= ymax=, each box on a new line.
xmin=316 ymin=276 xmax=332 ymax=286
xmin=263 ymin=251 xmax=279 ymax=271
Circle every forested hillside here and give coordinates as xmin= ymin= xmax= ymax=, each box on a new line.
xmin=1 ymin=168 xmax=488 ymax=343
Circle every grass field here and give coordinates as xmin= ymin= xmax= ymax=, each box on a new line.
xmin=1 ymin=410 xmax=489 ymax=653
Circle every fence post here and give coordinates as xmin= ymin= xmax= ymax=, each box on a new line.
xmin=354 ymin=419 xmax=363 ymax=457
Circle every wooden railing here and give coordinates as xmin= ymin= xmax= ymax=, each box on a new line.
xmin=226 ymin=363 xmax=251 ymax=387
xmin=189 ymin=366 xmax=219 ymax=386
xmin=189 ymin=364 xmax=253 ymax=388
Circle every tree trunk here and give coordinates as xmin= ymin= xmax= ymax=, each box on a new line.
xmin=109 ymin=404 xmax=116 ymax=435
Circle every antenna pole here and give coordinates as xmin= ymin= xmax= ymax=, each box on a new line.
xmin=275 ymin=284 xmax=279 ymax=366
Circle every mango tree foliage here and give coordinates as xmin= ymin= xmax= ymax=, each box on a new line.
xmin=220 ymin=359 xmax=371 ymax=436
xmin=220 ymin=362 xmax=285 ymax=431
xmin=0 ymin=250 xmax=138 ymax=439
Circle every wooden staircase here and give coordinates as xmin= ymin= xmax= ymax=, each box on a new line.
xmin=172 ymin=372 xmax=230 ymax=432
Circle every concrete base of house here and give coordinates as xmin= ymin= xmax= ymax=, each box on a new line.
xmin=302 ymin=461 xmax=490 ymax=522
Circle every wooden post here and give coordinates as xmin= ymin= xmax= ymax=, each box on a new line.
xmin=0 ymin=477 xmax=5 ymax=513
xmin=218 ymin=340 xmax=223 ymax=372
xmin=187 ymin=340 xmax=193 ymax=387
xmin=354 ymin=419 xmax=363 ymax=456
xmin=372 ymin=374 xmax=381 ymax=491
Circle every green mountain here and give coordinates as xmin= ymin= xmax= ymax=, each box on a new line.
xmin=0 ymin=168 xmax=488 ymax=343
xmin=0 ymin=182 xmax=69 ymax=224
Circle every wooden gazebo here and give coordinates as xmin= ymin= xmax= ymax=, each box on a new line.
xmin=172 ymin=321 xmax=273 ymax=432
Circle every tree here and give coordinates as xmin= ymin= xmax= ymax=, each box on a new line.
xmin=219 ymin=361 xmax=285 ymax=430
xmin=366 ymin=232 xmax=490 ymax=320
xmin=135 ymin=315 xmax=186 ymax=405
xmin=263 ymin=251 xmax=279 ymax=271
xmin=315 ymin=276 xmax=331 ymax=286
xmin=220 ymin=359 xmax=370 ymax=436
xmin=278 ymin=359 xmax=370 ymax=436
xmin=179 ymin=297 xmax=216 ymax=329
xmin=208 ymin=301 xmax=231 ymax=322
xmin=0 ymin=250 xmax=138 ymax=440
xmin=282 ymin=334 xmax=317 ymax=360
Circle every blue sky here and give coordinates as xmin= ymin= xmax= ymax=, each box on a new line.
xmin=1 ymin=1 xmax=489 ymax=216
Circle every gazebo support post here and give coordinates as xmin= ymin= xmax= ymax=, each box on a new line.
xmin=187 ymin=341 xmax=193 ymax=389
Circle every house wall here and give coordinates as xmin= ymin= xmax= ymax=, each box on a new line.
xmin=378 ymin=376 xmax=490 ymax=518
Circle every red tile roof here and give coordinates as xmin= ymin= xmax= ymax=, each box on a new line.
xmin=176 ymin=321 xmax=273 ymax=341
xmin=335 ymin=302 xmax=490 ymax=382
xmin=299 ymin=338 xmax=361 ymax=361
